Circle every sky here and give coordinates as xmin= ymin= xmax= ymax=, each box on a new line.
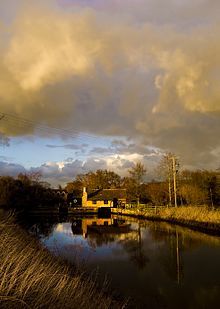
xmin=0 ymin=0 xmax=219 ymax=186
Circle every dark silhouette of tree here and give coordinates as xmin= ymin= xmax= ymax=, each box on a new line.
xmin=0 ymin=174 xmax=59 ymax=211
xmin=73 ymin=169 xmax=122 ymax=190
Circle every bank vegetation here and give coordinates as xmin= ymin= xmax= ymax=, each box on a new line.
xmin=114 ymin=206 xmax=220 ymax=235
xmin=0 ymin=212 xmax=123 ymax=309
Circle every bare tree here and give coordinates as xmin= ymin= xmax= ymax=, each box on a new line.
xmin=128 ymin=162 xmax=147 ymax=207
xmin=157 ymin=153 xmax=179 ymax=207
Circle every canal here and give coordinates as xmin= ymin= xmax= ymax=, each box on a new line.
xmin=27 ymin=214 xmax=220 ymax=308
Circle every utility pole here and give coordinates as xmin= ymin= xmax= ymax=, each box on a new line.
xmin=160 ymin=153 xmax=179 ymax=207
xmin=168 ymin=159 xmax=172 ymax=207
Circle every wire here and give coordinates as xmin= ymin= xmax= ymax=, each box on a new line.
xmin=0 ymin=111 xmax=114 ymax=147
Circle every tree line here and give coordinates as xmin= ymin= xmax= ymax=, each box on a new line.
xmin=0 ymin=173 xmax=60 ymax=211
xmin=65 ymin=158 xmax=220 ymax=208
xmin=0 ymin=156 xmax=219 ymax=211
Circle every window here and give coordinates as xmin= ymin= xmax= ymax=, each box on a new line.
xmin=104 ymin=200 xmax=108 ymax=204
xmin=92 ymin=200 xmax=97 ymax=204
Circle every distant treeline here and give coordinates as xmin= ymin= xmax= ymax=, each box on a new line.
xmin=0 ymin=163 xmax=219 ymax=212
xmin=0 ymin=173 xmax=60 ymax=211
xmin=65 ymin=166 xmax=220 ymax=207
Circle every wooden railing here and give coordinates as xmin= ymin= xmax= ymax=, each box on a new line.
xmin=111 ymin=205 xmax=167 ymax=216
xmin=69 ymin=207 xmax=99 ymax=213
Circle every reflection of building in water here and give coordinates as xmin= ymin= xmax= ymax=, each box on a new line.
xmin=83 ymin=218 xmax=113 ymax=237
xmin=72 ymin=218 xmax=149 ymax=268
xmin=71 ymin=217 xmax=130 ymax=238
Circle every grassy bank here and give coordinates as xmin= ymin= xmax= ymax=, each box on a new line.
xmin=0 ymin=213 xmax=123 ymax=309
xmin=113 ymin=206 xmax=220 ymax=235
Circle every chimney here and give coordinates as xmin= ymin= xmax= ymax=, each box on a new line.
xmin=82 ymin=187 xmax=87 ymax=207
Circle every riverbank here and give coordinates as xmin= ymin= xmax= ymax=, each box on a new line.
xmin=0 ymin=213 xmax=123 ymax=309
xmin=112 ymin=206 xmax=220 ymax=235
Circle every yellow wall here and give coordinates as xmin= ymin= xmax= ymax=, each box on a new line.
xmin=83 ymin=199 xmax=126 ymax=207
xmin=85 ymin=200 xmax=112 ymax=207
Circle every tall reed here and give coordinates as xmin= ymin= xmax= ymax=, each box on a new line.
xmin=0 ymin=213 xmax=123 ymax=308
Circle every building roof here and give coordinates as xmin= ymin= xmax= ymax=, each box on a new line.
xmin=87 ymin=189 xmax=127 ymax=201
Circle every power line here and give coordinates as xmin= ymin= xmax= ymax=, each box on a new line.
xmin=0 ymin=112 xmax=84 ymax=136
xmin=0 ymin=111 xmax=114 ymax=147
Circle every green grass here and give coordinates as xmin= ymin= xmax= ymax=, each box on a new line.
xmin=0 ymin=213 xmax=124 ymax=309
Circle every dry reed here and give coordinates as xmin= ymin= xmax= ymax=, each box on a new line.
xmin=142 ymin=206 xmax=220 ymax=234
xmin=155 ymin=206 xmax=220 ymax=224
xmin=114 ymin=206 xmax=220 ymax=234
xmin=0 ymin=213 xmax=124 ymax=309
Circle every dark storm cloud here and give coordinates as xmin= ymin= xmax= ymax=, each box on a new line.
xmin=0 ymin=0 xmax=219 ymax=170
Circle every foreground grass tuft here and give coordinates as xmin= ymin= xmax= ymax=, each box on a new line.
xmin=0 ymin=213 xmax=123 ymax=309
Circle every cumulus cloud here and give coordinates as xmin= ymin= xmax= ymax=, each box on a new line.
xmin=90 ymin=140 xmax=160 ymax=157
xmin=0 ymin=149 xmax=158 ymax=186
xmin=0 ymin=161 xmax=26 ymax=176
xmin=0 ymin=0 xmax=219 ymax=169
xmin=58 ymin=0 xmax=220 ymax=27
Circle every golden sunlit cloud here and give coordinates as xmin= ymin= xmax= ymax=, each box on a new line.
xmin=0 ymin=1 xmax=219 ymax=168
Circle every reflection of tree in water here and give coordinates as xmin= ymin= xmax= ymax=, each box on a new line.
xmin=84 ymin=221 xmax=149 ymax=269
xmin=25 ymin=215 xmax=60 ymax=238
xmin=71 ymin=220 xmax=83 ymax=235
xmin=87 ymin=233 xmax=118 ymax=248
xmin=160 ymin=230 xmax=183 ymax=283
xmin=121 ymin=222 xmax=149 ymax=269
xmin=147 ymin=222 xmax=185 ymax=283
xmin=146 ymin=219 xmax=220 ymax=284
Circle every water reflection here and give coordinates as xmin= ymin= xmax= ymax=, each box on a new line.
xmin=121 ymin=222 xmax=149 ymax=269
xmin=27 ymin=215 xmax=220 ymax=308
xmin=71 ymin=217 xmax=131 ymax=238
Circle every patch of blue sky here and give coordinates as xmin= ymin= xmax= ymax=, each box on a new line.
xmin=1 ymin=134 xmax=127 ymax=168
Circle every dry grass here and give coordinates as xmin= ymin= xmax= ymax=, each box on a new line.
xmin=114 ymin=206 xmax=220 ymax=233
xmin=0 ymin=213 xmax=124 ymax=309
xmin=141 ymin=206 xmax=220 ymax=234
xmin=155 ymin=206 xmax=220 ymax=225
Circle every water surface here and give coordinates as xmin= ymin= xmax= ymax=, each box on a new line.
xmin=28 ymin=215 xmax=220 ymax=309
